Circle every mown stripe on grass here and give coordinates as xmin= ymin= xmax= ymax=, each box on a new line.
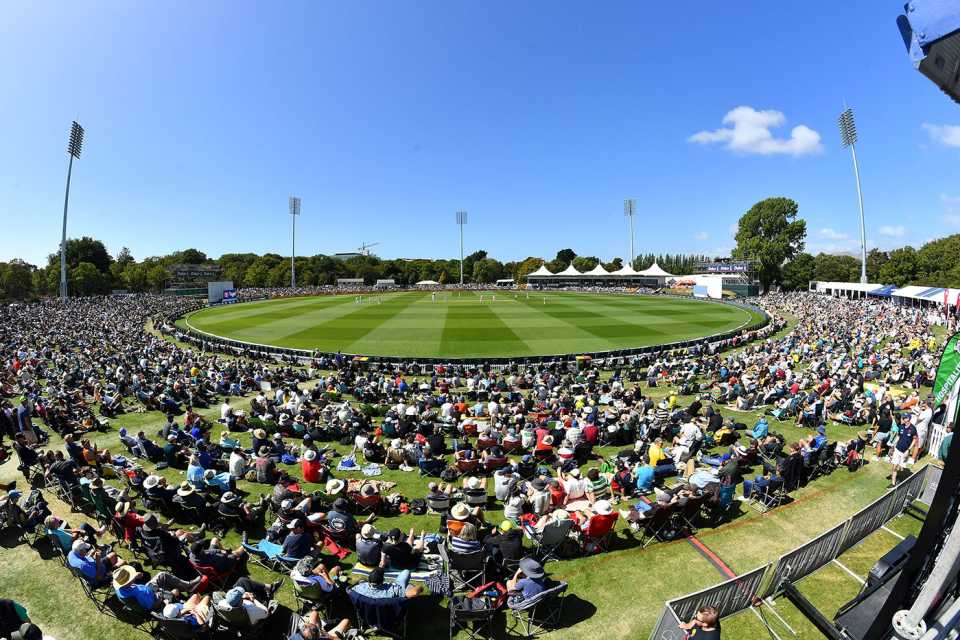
xmin=281 ymin=291 xmax=425 ymax=349
xmin=439 ymin=292 xmax=531 ymax=356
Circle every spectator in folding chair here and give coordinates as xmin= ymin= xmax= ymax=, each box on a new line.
xmin=578 ymin=500 xmax=618 ymax=553
xmin=163 ymin=435 xmax=188 ymax=469
xmin=190 ymin=538 xmax=246 ymax=575
xmin=350 ymin=483 xmax=382 ymax=515
xmin=425 ymin=482 xmax=453 ymax=514
xmin=173 ymin=482 xmax=212 ymax=522
xmin=112 ymin=564 xmax=202 ymax=613
xmin=201 ymin=468 xmax=235 ymax=494
xmin=289 ymin=609 xmax=353 ymax=640
xmin=218 ymin=491 xmax=266 ymax=528
xmin=67 ymin=539 xmax=125 ymax=587
xmin=446 ymin=503 xmax=487 ymax=538
xmin=482 ymin=520 xmax=524 ymax=570
xmin=462 ymin=476 xmax=488 ymax=508
xmin=279 ymin=518 xmax=322 ymax=560
xmin=506 ymin=557 xmax=548 ymax=606
xmin=678 ymin=605 xmax=721 ymax=639
xmin=158 ymin=595 xmax=213 ymax=632
xmin=142 ymin=475 xmax=176 ymax=511
xmin=292 ymin=555 xmax=342 ymax=605
xmin=214 ymin=579 xmax=281 ymax=628
xmin=111 ymin=499 xmax=147 ymax=543
xmin=349 ymin=567 xmax=422 ymax=600
xmin=138 ymin=514 xmax=200 ymax=577
xmin=382 ymin=527 xmax=426 ymax=570
xmin=45 ymin=515 xmax=106 ymax=551
xmin=450 ymin=522 xmax=484 ymax=555
xmin=526 ymin=478 xmax=552 ymax=516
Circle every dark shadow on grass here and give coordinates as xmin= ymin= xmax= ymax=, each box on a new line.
xmin=559 ymin=593 xmax=597 ymax=628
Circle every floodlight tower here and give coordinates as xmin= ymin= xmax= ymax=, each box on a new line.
xmin=624 ymin=198 xmax=636 ymax=268
xmin=838 ymin=108 xmax=868 ymax=284
xmin=60 ymin=121 xmax=84 ymax=300
xmin=456 ymin=210 xmax=467 ymax=285
xmin=289 ymin=196 xmax=301 ymax=288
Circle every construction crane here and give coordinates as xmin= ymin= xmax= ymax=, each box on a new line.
xmin=358 ymin=242 xmax=380 ymax=256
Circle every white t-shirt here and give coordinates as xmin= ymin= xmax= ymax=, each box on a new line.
xmin=563 ymin=477 xmax=588 ymax=501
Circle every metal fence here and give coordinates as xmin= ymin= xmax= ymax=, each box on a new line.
xmin=670 ymin=564 xmax=769 ymax=621
xmin=838 ymin=489 xmax=899 ymax=555
xmin=649 ymin=605 xmax=685 ymax=640
xmin=763 ymin=521 xmax=848 ymax=599
xmin=648 ymin=465 xmax=932 ymax=639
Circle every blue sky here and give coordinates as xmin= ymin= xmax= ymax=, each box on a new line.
xmin=2 ymin=1 xmax=959 ymax=266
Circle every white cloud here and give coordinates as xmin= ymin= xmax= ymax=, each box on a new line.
xmin=922 ymin=123 xmax=960 ymax=148
xmin=878 ymin=225 xmax=906 ymax=238
xmin=688 ymin=106 xmax=823 ymax=156
xmin=819 ymin=228 xmax=848 ymax=240
xmin=693 ymin=231 xmax=709 ymax=241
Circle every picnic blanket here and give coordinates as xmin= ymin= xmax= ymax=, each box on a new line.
xmin=351 ymin=555 xmax=442 ymax=583
xmin=345 ymin=479 xmax=396 ymax=493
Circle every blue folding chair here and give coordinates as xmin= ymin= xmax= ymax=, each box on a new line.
xmin=241 ymin=537 xmax=299 ymax=572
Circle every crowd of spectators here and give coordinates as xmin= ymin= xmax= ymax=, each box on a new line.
xmin=0 ymin=290 xmax=949 ymax=639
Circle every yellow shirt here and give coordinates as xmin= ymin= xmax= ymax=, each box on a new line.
xmin=648 ymin=444 xmax=665 ymax=466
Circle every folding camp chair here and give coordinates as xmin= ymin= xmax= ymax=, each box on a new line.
xmin=69 ymin=566 xmax=115 ymax=614
xmin=708 ymin=484 xmax=737 ymax=523
xmin=676 ymin=495 xmax=705 ymax=535
xmin=350 ymin=492 xmax=382 ymax=516
xmin=482 ymin=456 xmax=508 ymax=474
xmin=524 ymin=518 xmax=575 ymax=563
xmin=418 ymin=458 xmax=445 ymax=477
xmin=118 ymin=594 xmax=160 ymax=633
xmin=347 ymin=591 xmax=409 ymax=640
xmin=190 ymin=561 xmax=233 ymax=593
xmin=508 ymin=581 xmax=567 ymax=638
xmin=292 ymin=577 xmax=336 ymax=617
xmin=637 ymin=505 xmax=675 ymax=548
xmin=212 ymin=504 xmax=245 ymax=537
xmin=46 ymin=528 xmax=72 ymax=566
xmin=241 ymin=537 xmax=299 ymax=572
xmin=440 ymin=544 xmax=488 ymax=593
xmin=449 ymin=588 xmax=501 ymax=640
xmin=580 ymin=514 xmax=618 ymax=555
xmin=426 ymin=493 xmax=451 ymax=515
xmin=456 ymin=458 xmax=480 ymax=475
xmin=152 ymin=611 xmax=210 ymax=640
xmin=211 ymin=599 xmax=278 ymax=639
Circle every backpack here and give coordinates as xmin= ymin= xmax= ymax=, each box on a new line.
xmin=409 ymin=499 xmax=427 ymax=515
xmin=440 ymin=468 xmax=459 ymax=483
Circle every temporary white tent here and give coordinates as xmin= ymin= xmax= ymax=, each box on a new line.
xmin=611 ymin=264 xmax=640 ymax=276
xmin=527 ymin=265 xmax=554 ymax=277
xmin=557 ymin=264 xmax=582 ymax=277
xmin=583 ymin=264 xmax=610 ymax=276
xmin=637 ymin=262 xmax=674 ymax=277
xmin=415 ymin=280 xmax=440 ymax=286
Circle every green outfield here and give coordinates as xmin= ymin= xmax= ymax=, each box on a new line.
xmin=183 ymin=291 xmax=760 ymax=357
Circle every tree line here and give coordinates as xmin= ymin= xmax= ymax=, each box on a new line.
xmin=0 ymin=239 xmax=719 ymax=300
xmin=2 ymin=198 xmax=951 ymax=300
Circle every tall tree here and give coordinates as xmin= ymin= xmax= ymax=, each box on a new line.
xmin=878 ymin=246 xmax=918 ymax=287
xmin=780 ymin=253 xmax=815 ymax=291
xmin=732 ymin=197 xmax=806 ymax=293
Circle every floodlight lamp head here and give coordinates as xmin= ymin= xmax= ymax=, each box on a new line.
xmin=456 ymin=210 xmax=467 ymax=225
xmin=838 ymin=108 xmax=858 ymax=148
xmin=624 ymin=198 xmax=636 ymax=217
xmin=289 ymin=196 xmax=301 ymax=216
xmin=67 ymin=121 xmax=84 ymax=159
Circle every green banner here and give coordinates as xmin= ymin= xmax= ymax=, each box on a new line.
xmin=934 ymin=332 xmax=960 ymax=406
